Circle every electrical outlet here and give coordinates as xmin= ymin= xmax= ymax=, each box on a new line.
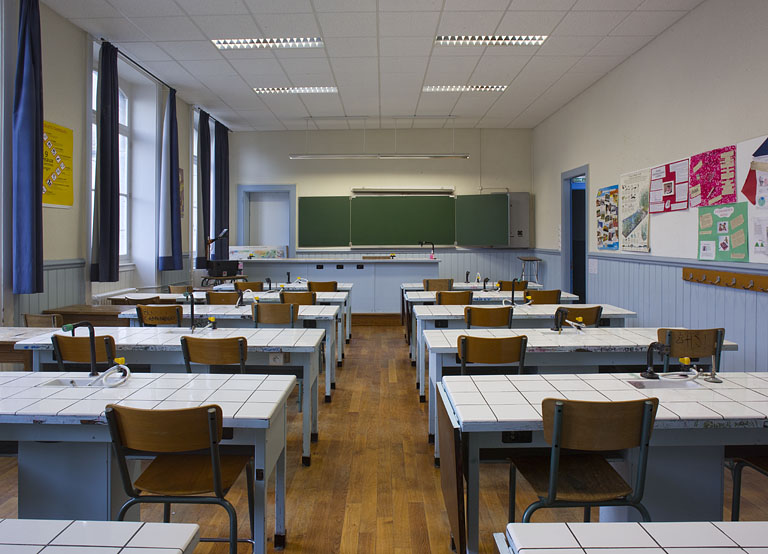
xmin=269 ymin=352 xmax=290 ymax=365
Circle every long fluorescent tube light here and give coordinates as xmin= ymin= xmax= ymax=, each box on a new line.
xmin=254 ymin=86 xmax=337 ymax=94
xmin=289 ymin=153 xmax=469 ymax=160
xmin=435 ymin=35 xmax=547 ymax=46
xmin=423 ymin=85 xmax=506 ymax=92
xmin=213 ymin=37 xmax=323 ymax=49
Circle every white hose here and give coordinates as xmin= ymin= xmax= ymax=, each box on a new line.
xmin=658 ymin=369 xmax=699 ymax=382
xmin=89 ymin=364 xmax=131 ymax=387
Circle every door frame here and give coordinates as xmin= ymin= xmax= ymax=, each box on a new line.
xmin=236 ymin=184 xmax=296 ymax=257
xmin=560 ymin=165 xmax=589 ymax=299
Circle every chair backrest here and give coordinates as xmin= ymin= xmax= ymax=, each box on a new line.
xmin=206 ymin=291 xmax=239 ymax=305
xmin=437 ymin=388 xmax=466 ymax=554
xmin=112 ymin=296 xmax=160 ymax=306
xmin=559 ymin=306 xmax=603 ymax=327
xmin=279 ymin=291 xmax=316 ymax=305
xmin=180 ymin=336 xmax=246 ymax=373
xmin=51 ymin=334 xmax=116 ymax=368
xmin=499 ymin=280 xmax=528 ymax=292
xmin=458 ymin=334 xmax=527 ymax=374
xmin=526 ymin=289 xmax=561 ymax=304
xmin=252 ymin=303 xmax=296 ymax=326
xmin=24 ymin=313 xmax=63 ymax=327
xmin=658 ymin=328 xmax=724 ymax=358
xmin=436 ymin=291 xmax=473 ymax=305
xmin=235 ymin=281 xmax=263 ymax=292
xmin=423 ymin=278 xmax=453 ymax=291
xmin=136 ymin=304 xmax=182 ymax=327
xmin=542 ymin=398 xmax=659 ymax=451
xmin=307 ymin=281 xmax=337 ymax=292
xmin=168 ymin=285 xmax=193 ymax=294
xmin=464 ymin=306 xmax=513 ymax=328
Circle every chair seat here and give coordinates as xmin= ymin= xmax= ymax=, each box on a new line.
xmin=512 ymin=453 xmax=632 ymax=502
xmin=135 ymin=453 xmax=251 ymax=496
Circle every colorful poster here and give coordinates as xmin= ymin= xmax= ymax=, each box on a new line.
xmin=689 ymin=145 xmax=736 ymax=207
xmin=736 ymin=135 xmax=768 ymax=263
xmin=229 ymin=245 xmax=287 ymax=259
xmin=596 ymin=185 xmax=619 ymax=250
xmin=697 ymin=202 xmax=749 ymax=262
xmin=650 ymin=158 xmax=689 ymax=213
xmin=42 ymin=121 xmax=73 ymax=207
xmin=619 ymin=169 xmax=650 ymax=252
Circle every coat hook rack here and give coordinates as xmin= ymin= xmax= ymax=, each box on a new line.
xmin=683 ymin=267 xmax=768 ymax=294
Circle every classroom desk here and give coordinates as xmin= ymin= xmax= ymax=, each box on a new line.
xmin=440 ymin=371 xmax=768 ymax=554
xmin=0 ymin=370 xmax=294 ymax=554
xmin=109 ymin=292 xmax=207 ymax=304
xmin=45 ymin=304 xmax=135 ymax=326
xmin=494 ymin=520 xmax=768 ymax=554
xmin=426 ymin=327 xmax=739 ymax=457
xmin=118 ymin=304 xmax=341 ymax=402
xmin=0 ymin=327 xmax=57 ymax=370
xmin=15 ymin=326 xmax=323 ymax=466
xmin=411 ymin=304 xmax=638 ymax=400
xmin=0 ymin=519 xmax=200 ymax=553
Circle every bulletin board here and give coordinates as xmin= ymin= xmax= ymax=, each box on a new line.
xmin=697 ymin=202 xmax=749 ymax=262
xmin=596 ymin=185 xmax=619 ymax=250
xmin=619 ymin=169 xmax=650 ymax=252
xmin=650 ymin=159 xmax=689 ymax=213
xmin=42 ymin=121 xmax=73 ymax=208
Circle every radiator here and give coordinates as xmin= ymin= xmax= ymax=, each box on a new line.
xmin=91 ymin=288 xmax=137 ymax=305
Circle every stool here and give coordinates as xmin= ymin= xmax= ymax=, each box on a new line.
xmin=518 ymin=256 xmax=542 ymax=283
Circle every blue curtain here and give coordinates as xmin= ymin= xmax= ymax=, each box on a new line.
xmin=158 ymin=89 xmax=182 ymax=270
xmin=212 ymin=121 xmax=229 ymax=260
xmin=89 ymin=42 xmax=119 ymax=282
xmin=12 ymin=0 xmax=44 ymax=294
xmin=194 ymin=110 xmax=211 ymax=268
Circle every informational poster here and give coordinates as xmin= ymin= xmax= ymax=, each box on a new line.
xmin=689 ymin=145 xmax=736 ymax=208
xmin=697 ymin=202 xmax=749 ymax=262
xmin=229 ymin=245 xmax=287 ymax=259
xmin=619 ymin=169 xmax=651 ymax=252
xmin=736 ymin=135 xmax=768 ymax=263
xmin=42 ymin=121 xmax=73 ymax=207
xmin=650 ymin=159 xmax=689 ymax=213
xmin=596 ymin=184 xmax=619 ymax=250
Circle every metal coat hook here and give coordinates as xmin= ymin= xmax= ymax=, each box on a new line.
xmin=698 ymin=274 xmax=707 ymax=282
xmin=711 ymin=276 xmax=721 ymax=285
xmin=687 ymin=272 xmax=694 ymax=281
xmin=726 ymin=277 xmax=737 ymax=287
xmin=744 ymin=280 xmax=754 ymax=290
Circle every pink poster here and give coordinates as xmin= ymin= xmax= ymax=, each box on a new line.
xmin=689 ymin=145 xmax=736 ymax=207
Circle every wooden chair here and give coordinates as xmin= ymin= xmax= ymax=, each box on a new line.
xmin=206 ymin=291 xmax=239 ymax=305
xmin=181 ymin=336 xmax=246 ymax=373
xmin=51 ymin=333 xmax=116 ymax=372
xmin=657 ymin=328 xmax=724 ymax=373
xmin=510 ymin=397 xmax=659 ymax=522
xmin=112 ymin=296 xmax=160 ymax=306
xmin=307 ymin=281 xmax=338 ymax=292
xmin=252 ymin=303 xmax=296 ymax=328
xmin=423 ymin=278 xmax=453 ymax=291
xmin=168 ymin=285 xmax=193 ymax=294
xmin=436 ymin=291 xmax=473 ymax=305
xmin=437 ymin=387 xmax=467 ymax=554
xmin=556 ymin=306 xmax=603 ymax=327
xmin=499 ymin=280 xmax=528 ymax=292
xmin=526 ymin=289 xmax=561 ymax=304
xmin=234 ymin=281 xmax=263 ymax=292
xmin=136 ymin=305 xmax=182 ymax=327
xmin=458 ymin=335 xmax=527 ymax=375
xmin=464 ymin=306 xmax=513 ymax=328
xmin=23 ymin=313 xmax=63 ymax=327
xmin=279 ymin=291 xmax=316 ymax=305
xmin=105 ymin=404 xmax=254 ymax=554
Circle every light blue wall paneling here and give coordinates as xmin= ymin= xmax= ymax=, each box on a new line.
xmin=14 ymin=259 xmax=86 ymax=324
xmin=158 ymin=253 xmax=191 ymax=288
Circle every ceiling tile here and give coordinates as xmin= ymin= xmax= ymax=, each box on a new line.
xmin=437 ymin=11 xmax=505 ymax=36
xmin=379 ymin=56 xmax=429 ymax=74
xmin=254 ymin=13 xmax=321 ymax=36
xmin=587 ymin=34 xmax=653 ymax=55
xmin=379 ymin=37 xmax=434 ymax=57
xmin=301 ymin=94 xmax=346 ymax=117
xmin=174 ymin=0 xmax=249 ymax=16
xmin=452 ymin=93 xmax=501 ymax=116
xmin=219 ymin=47 xmax=274 ymax=60
xmin=508 ymin=0 xmax=576 ymax=9
xmin=379 ymin=12 xmax=441 ymax=37
xmin=552 ymin=11 xmax=629 ymax=35
xmin=71 ymin=17 xmax=149 ymax=41
xmin=536 ymin=35 xmax=602 ymax=55
xmin=470 ymin=55 xmax=529 ymax=83
xmin=477 ymin=116 xmax=512 ymax=127
xmin=108 ymin=0 xmax=183 ymax=17
xmin=141 ymin=60 xmax=202 ymax=87
xmin=432 ymin=45 xmax=489 ymax=58
xmin=280 ymin=57 xmax=332 ymax=75
xmin=222 ymin=88 xmax=269 ymax=110
xmin=521 ymin=54 xmax=580 ymax=76
xmin=130 ymin=16 xmax=206 ymax=41
xmin=497 ymin=11 xmax=567 ymax=35
xmin=380 ymin=94 xmax=420 ymax=116
xmin=244 ymin=0 xmax=312 ymax=13
xmin=637 ymin=0 xmax=703 ymax=10
xmin=444 ymin=0 xmax=509 ymax=10
xmin=324 ymin=37 xmax=379 ymax=58
xmin=317 ymin=13 xmax=377 ymax=37
xmin=157 ymin=41 xmax=223 ymax=61
xmin=191 ymin=15 xmax=259 ymax=38
xmin=42 ymin=0 xmax=119 ymax=19
xmin=180 ymin=59 xmax=238 ymax=77
xmin=569 ymin=55 xmax=624 ymax=72
xmin=196 ymin=74 xmax=250 ymax=92
xmin=379 ymin=74 xmax=423 ymax=92
xmin=230 ymin=58 xmax=286 ymax=76
xmin=313 ymin=0 xmax=376 ymax=11
xmin=312 ymin=120 xmax=352 ymax=129
xmin=609 ymin=11 xmax=688 ymax=36
xmin=331 ymin=57 xmax=378 ymax=75
xmin=339 ymin=96 xmax=379 ymax=116
xmin=274 ymin=47 xmax=327 ymax=58
xmin=116 ymin=42 xmax=172 ymax=61
xmin=258 ymin=94 xmax=310 ymax=118
xmin=379 ymin=0 xmax=442 ymax=10
xmin=411 ymin=118 xmax=448 ymax=128
xmin=571 ymin=0 xmax=643 ymax=10
xmin=415 ymin=93 xmax=460 ymax=116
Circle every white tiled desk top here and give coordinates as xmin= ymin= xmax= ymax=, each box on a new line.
xmin=112 ymin=292 xmax=206 ymax=303
xmin=424 ymin=327 xmax=738 ymax=354
xmin=117 ymin=304 xmax=340 ymax=321
xmin=243 ymin=290 xmax=349 ymax=303
xmin=0 ymin=518 xmax=198 ymax=553
xmin=14 ymin=326 xmax=325 ymax=353
xmin=442 ymin=371 xmax=768 ymax=432
xmin=405 ymin=290 xmax=579 ymax=302
xmin=401 ymin=282 xmax=544 ymax=291
xmin=214 ymin=282 xmax=354 ymax=291
xmin=503 ymin=520 xmax=768 ymax=553
xmin=413 ymin=304 xmax=636 ymax=320
xmin=0 ymin=327 xmax=58 ymax=344
xmin=0 ymin=370 xmax=295 ymax=427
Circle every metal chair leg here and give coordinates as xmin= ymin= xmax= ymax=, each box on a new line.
xmin=583 ymin=506 xmax=591 ymax=522
xmin=509 ymin=465 xmax=517 ymax=522
xmin=732 ymin=461 xmax=745 ymax=521
xmin=163 ymin=502 xmax=171 ymax=523
xmin=522 ymin=501 xmax=544 ymax=523
xmin=634 ymin=502 xmax=652 ymax=522
xmin=220 ymin=499 xmax=238 ymax=554
xmin=246 ymin=462 xmax=255 ymax=541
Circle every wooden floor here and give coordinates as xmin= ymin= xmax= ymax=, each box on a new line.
xmin=0 ymin=324 xmax=767 ymax=552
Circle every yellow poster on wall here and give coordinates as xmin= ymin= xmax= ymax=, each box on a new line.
xmin=42 ymin=121 xmax=73 ymax=207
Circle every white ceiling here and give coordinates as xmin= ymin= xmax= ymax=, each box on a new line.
xmin=42 ymin=0 xmax=703 ymax=131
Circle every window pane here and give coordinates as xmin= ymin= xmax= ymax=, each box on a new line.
xmin=118 ymin=90 xmax=128 ymax=127
xmin=91 ymin=123 xmax=97 ymax=191
xmin=119 ymin=134 xmax=128 ymax=194
xmin=119 ymin=195 xmax=128 ymax=256
xmin=92 ymin=71 xmax=97 ymax=112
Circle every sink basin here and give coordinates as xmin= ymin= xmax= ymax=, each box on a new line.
xmin=42 ymin=377 xmax=101 ymax=388
xmin=628 ymin=379 xmax=702 ymax=390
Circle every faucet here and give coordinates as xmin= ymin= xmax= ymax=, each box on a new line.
xmin=483 ymin=277 xmax=490 ymax=291
xmin=61 ymin=321 xmax=99 ymax=376
xmin=184 ymin=291 xmax=196 ymax=331
xmin=465 ymin=271 xmax=470 ymax=283
xmin=235 ymin=289 xmax=251 ymax=307
xmin=287 ymin=271 xmax=291 ymax=283
xmin=552 ymin=308 xmax=566 ymax=332
xmin=641 ymin=342 xmax=669 ymax=379
xmin=418 ymin=240 xmax=435 ymax=259
xmin=266 ymin=277 xmax=272 ymax=290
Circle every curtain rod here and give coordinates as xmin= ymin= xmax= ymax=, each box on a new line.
xmin=97 ymin=37 xmax=172 ymax=90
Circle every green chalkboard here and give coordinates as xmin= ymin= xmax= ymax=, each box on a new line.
xmin=350 ymin=196 xmax=455 ymax=246
xmin=298 ymin=196 xmax=350 ymax=247
xmin=456 ymin=194 xmax=509 ymax=246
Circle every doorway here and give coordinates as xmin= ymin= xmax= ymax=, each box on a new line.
xmin=560 ymin=166 xmax=588 ymax=302
xmin=236 ymin=184 xmax=296 ymax=257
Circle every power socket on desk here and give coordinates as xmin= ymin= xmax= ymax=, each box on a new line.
xmin=269 ymin=352 xmax=290 ymax=365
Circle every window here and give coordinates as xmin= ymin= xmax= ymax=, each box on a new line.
xmin=91 ymin=70 xmax=130 ymax=258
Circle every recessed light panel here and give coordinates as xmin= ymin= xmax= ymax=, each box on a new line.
xmin=254 ymin=87 xmax=338 ymax=94
xmin=435 ymin=35 xmax=547 ymax=46
xmin=213 ymin=38 xmax=323 ymax=49
xmin=422 ymin=85 xmax=506 ymax=92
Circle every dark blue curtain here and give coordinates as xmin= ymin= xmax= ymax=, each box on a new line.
xmin=158 ymin=89 xmax=182 ymax=270
xmin=194 ymin=110 xmax=211 ymax=268
xmin=89 ymin=42 xmax=119 ymax=282
xmin=212 ymin=121 xmax=229 ymax=260
xmin=12 ymin=0 xmax=44 ymax=294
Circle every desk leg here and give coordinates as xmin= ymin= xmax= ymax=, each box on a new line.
xmin=274 ymin=414 xmax=287 ymax=550
xmin=428 ymin=350 xmax=441 ymax=440
xmin=417 ymin=318 xmax=425 ymax=402
xmin=323 ymin=321 xmax=335 ymax=403
xmin=465 ymin=433 xmax=481 ymax=554
xmin=301 ymin=353 xmax=313 ymax=466
xmin=337 ymin=312 xmax=344 ymax=367
xmin=345 ymin=299 xmax=351 ymax=342
xmin=400 ymin=288 xmax=405 ymax=327
xmin=406 ymin=300 xmax=412 ymax=346
xmin=253 ymin=435 xmax=268 ymax=554
xmin=410 ymin=313 xmax=416 ymax=363
xmin=312 ymin=350 xmax=319 ymax=442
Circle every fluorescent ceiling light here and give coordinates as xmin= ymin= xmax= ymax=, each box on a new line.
xmin=212 ymin=37 xmax=323 ymax=49
xmin=254 ymin=87 xmax=337 ymax=94
xmin=422 ymin=85 xmax=506 ymax=92
xmin=289 ymin=153 xmax=469 ymax=160
xmin=435 ymin=35 xmax=547 ymax=46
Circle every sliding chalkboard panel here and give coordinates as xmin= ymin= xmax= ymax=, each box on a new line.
xmin=298 ymin=196 xmax=350 ymax=247
xmin=455 ymin=194 xmax=509 ymax=246
xmin=350 ymin=196 xmax=455 ymax=246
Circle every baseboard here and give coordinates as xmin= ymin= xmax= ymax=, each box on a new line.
xmin=352 ymin=313 xmax=401 ymax=326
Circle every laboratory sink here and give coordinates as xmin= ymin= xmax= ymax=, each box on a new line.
xmin=628 ymin=379 xmax=702 ymax=390
xmin=42 ymin=377 xmax=102 ymax=388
